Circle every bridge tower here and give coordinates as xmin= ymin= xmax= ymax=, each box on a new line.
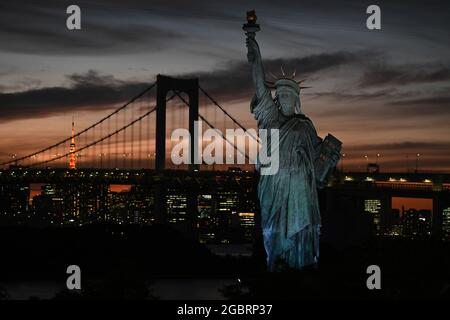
xmin=154 ymin=75 xmax=199 ymax=230
xmin=155 ymin=74 xmax=199 ymax=171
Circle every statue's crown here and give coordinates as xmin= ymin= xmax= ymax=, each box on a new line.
xmin=265 ymin=66 xmax=311 ymax=93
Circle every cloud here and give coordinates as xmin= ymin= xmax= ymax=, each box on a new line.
xmin=311 ymin=88 xmax=399 ymax=102
xmin=0 ymin=78 xmax=43 ymax=93
xmin=0 ymin=70 xmax=151 ymax=123
xmin=185 ymin=51 xmax=370 ymax=101
xmin=0 ymin=51 xmax=366 ymax=123
xmin=358 ymin=63 xmax=450 ymax=88
xmin=389 ymin=96 xmax=450 ymax=107
xmin=1 ymin=1 xmax=185 ymax=55
xmin=383 ymin=96 xmax=450 ymax=118
xmin=311 ymin=90 xmax=450 ymax=120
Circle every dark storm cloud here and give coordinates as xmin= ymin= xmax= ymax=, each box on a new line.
xmin=2 ymin=0 xmax=450 ymax=56
xmin=307 ymin=88 xmax=450 ymax=123
xmin=0 ymin=1 xmax=185 ymax=55
xmin=389 ymin=96 xmax=450 ymax=108
xmin=358 ymin=63 xmax=450 ymax=88
xmin=379 ymin=96 xmax=450 ymax=118
xmin=0 ymin=70 xmax=150 ymax=122
xmin=187 ymin=51 xmax=370 ymax=101
xmin=313 ymin=93 xmax=450 ymax=119
xmin=311 ymin=88 xmax=400 ymax=102
xmin=0 ymin=51 xmax=365 ymax=122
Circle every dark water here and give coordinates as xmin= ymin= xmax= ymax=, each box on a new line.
xmin=0 ymin=244 xmax=250 ymax=300
xmin=2 ymin=278 xmax=237 ymax=300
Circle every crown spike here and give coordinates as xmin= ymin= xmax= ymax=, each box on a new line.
xmin=280 ymin=66 xmax=285 ymax=76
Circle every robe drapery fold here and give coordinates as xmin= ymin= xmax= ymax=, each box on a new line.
xmin=251 ymin=89 xmax=322 ymax=271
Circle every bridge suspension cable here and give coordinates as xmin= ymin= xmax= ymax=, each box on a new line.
xmin=173 ymin=91 xmax=250 ymax=162
xmin=1 ymin=78 xmax=261 ymax=169
xmin=28 ymin=93 xmax=176 ymax=168
xmin=0 ymin=82 xmax=157 ymax=166
xmin=199 ymin=86 xmax=260 ymax=144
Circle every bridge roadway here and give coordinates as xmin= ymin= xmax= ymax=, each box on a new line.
xmin=1 ymin=167 xmax=449 ymax=196
xmin=0 ymin=167 xmax=256 ymax=188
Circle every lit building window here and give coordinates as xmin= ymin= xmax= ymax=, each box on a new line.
xmin=365 ymin=199 xmax=381 ymax=214
xmin=442 ymin=207 xmax=450 ymax=242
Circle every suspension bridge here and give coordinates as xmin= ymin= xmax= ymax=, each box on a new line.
xmin=0 ymin=75 xmax=257 ymax=171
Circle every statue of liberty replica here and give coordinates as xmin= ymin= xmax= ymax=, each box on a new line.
xmin=243 ymin=11 xmax=342 ymax=271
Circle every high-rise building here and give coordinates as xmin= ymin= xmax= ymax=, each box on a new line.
xmin=402 ymin=208 xmax=432 ymax=238
xmin=69 ymin=119 xmax=76 ymax=169
xmin=33 ymin=184 xmax=64 ymax=225
xmin=0 ymin=183 xmax=29 ymax=225
xmin=198 ymin=193 xmax=216 ymax=243
xmin=166 ymin=188 xmax=188 ymax=224
xmin=238 ymin=212 xmax=255 ymax=241
xmin=442 ymin=207 xmax=450 ymax=241
xmin=364 ymin=199 xmax=382 ymax=233
xmin=216 ymin=189 xmax=239 ymax=243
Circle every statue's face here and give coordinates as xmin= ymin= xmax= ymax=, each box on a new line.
xmin=276 ymin=87 xmax=298 ymax=117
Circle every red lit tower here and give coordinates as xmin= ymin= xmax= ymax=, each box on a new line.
xmin=69 ymin=118 xmax=76 ymax=169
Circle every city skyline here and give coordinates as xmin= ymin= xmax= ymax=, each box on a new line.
xmin=3 ymin=168 xmax=450 ymax=242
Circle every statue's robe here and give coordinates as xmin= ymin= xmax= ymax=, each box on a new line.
xmin=251 ymin=89 xmax=322 ymax=270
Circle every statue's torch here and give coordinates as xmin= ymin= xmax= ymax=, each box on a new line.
xmin=243 ymin=10 xmax=261 ymax=62
xmin=243 ymin=10 xmax=260 ymax=37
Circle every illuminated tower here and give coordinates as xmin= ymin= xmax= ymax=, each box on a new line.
xmin=69 ymin=118 xmax=77 ymax=169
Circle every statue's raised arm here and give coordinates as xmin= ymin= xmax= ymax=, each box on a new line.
xmin=243 ymin=11 xmax=267 ymax=99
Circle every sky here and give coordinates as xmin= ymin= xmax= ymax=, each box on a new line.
xmin=0 ymin=0 xmax=449 ymax=172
